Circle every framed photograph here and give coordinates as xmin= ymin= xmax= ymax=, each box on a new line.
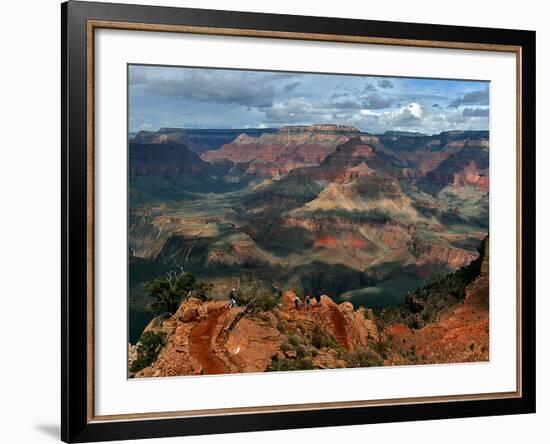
xmin=61 ymin=1 xmax=535 ymax=442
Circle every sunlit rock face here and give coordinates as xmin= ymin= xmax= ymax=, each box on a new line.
xmin=201 ymin=125 xmax=363 ymax=177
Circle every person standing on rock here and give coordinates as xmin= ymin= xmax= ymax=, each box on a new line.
xmin=305 ymin=294 xmax=312 ymax=310
xmin=315 ymin=293 xmax=322 ymax=307
xmin=294 ymin=294 xmax=301 ymax=310
xmin=228 ymin=287 xmax=237 ymax=309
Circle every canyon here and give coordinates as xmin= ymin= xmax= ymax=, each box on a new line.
xmin=128 ymin=124 xmax=490 ymax=372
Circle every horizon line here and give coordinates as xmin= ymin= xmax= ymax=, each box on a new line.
xmin=128 ymin=125 xmax=490 ymax=137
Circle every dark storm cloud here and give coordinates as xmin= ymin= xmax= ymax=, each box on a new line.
xmin=361 ymin=94 xmax=393 ymax=109
xmin=462 ymin=107 xmax=489 ymax=117
xmin=448 ymin=89 xmax=489 ymax=108
xmin=377 ymin=79 xmax=394 ymax=89
xmin=283 ymin=81 xmax=301 ymax=93
xmin=131 ymin=68 xmax=277 ymax=108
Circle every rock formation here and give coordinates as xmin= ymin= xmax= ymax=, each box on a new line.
xmin=201 ymin=125 xmax=362 ymax=177
xmin=132 ymin=292 xmax=379 ymax=377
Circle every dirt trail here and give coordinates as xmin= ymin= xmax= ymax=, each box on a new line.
xmin=189 ymin=308 xmax=227 ymax=375
xmin=327 ymin=305 xmax=350 ymax=350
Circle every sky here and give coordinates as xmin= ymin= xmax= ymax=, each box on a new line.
xmin=128 ymin=65 xmax=489 ymax=135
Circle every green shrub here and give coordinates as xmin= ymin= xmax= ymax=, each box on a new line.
xmin=129 ymin=331 xmax=167 ymax=374
xmin=280 ymin=342 xmax=293 ymax=353
xmin=295 ymin=344 xmax=307 ymax=358
xmin=345 ymin=348 xmax=384 ymax=368
xmin=287 ymin=334 xmax=302 ymax=348
xmin=246 ymin=293 xmax=279 ymax=314
xmin=268 ymin=356 xmax=314 ymax=372
xmin=421 ymin=309 xmax=432 ymax=322
xmin=191 ymin=281 xmax=213 ymax=302
xmin=311 ymin=325 xmax=341 ymax=350
xmin=234 ymin=283 xmax=280 ymax=314
xmin=146 ymin=270 xmax=212 ymax=316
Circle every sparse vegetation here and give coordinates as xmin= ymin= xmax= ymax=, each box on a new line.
xmin=146 ymin=270 xmax=212 ymax=316
xmin=287 ymin=334 xmax=303 ymax=348
xmin=295 ymin=344 xmax=307 ymax=358
xmin=415 ymin=239 xmax=486 ymax=303
xmin=280 ymin=342 xmax=293 ymax=353
xmin=234 ymin=281 xmax=280 ymax=314
xmin=311 ymin=324 xmax=341 ymax=351
xmin=129 ymin=331 xmax=167 ymax=375
xmin=345 ymin=347 xmax=384 ymax=368
xmin=191 ymin=281 xmax=214 ymax=302
xmin=268 ymin=355 xmax=314 ymax=372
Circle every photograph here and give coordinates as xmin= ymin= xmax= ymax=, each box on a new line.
xmin=127 ymin=65 xmax=490 ymax=378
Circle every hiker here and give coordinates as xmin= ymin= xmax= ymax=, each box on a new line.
xmin=228 ymin=287 xmax=237 ymax=309
xmin=315 ymin=293 xmax=321 ymax=307
xmin=293 ymin=294 xmax=301 ymax=310
xmin=305 ymin=294 xmax=312 ymax=310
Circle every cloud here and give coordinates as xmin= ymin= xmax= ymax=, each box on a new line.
xmin=361 ymin=94 xmax=393 ymax=109
xmin=263 ymin=99 xmax=319 ymax=123
xmin=448 ymin=89 xmax=489 ymax=108
xmin=362 ymin=103 xmax=424 ymax=130
xmin=377 ymin=79 xmax=394 ymax=89
xmin=284 ymin=81 xmax=301 ymax=93
xmin=391 ymin=102 xmax=423 ymax=125
xmin=330 ymin=92 xmax=349 ymax=99
xmin=130 ymin=67 xmax=278 ymax=108
xmin=462 ymin=107 xmax=489 ymax=117
xmin=362 ymin=83 xmax=377 ymax=93
xmin=129 ymin=66 xmax=490 ymax=134
xmin=327 ymin=99 xmax=362 ymax=110
xmin=262 ymin=97 xmax=365 ymax=125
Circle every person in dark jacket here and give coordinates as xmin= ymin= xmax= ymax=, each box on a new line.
xmin=294 ymin=294 xmax=301 ymax=310
xmin=228 ymin=287 xmax=237 ymax=308
xmin=315 ymin=293 xmax=322 ymax=307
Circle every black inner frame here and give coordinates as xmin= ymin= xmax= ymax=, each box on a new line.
xmin=62 ymin=1 xmax=536 ymax=442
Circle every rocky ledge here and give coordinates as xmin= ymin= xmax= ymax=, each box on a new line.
xmin=131 ymin=292 xmax=379 ymax=377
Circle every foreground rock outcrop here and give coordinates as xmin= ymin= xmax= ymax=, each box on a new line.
xmin=131 ymin=292 xmax=379 ymax=377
